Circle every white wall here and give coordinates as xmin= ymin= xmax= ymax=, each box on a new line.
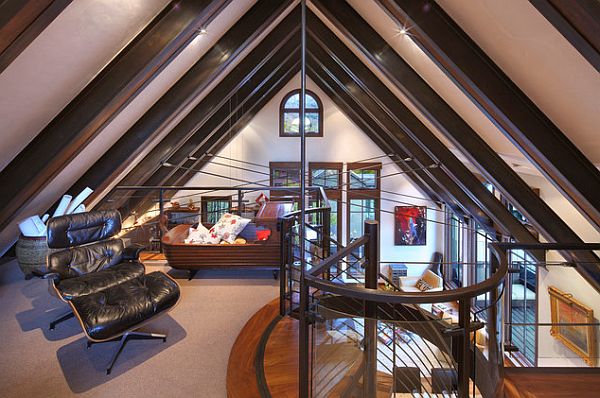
xmin=174 ymin=73 xmax=443 ymax=276
xmin=0 ymin=0 xmax=170 ymax=171
xmin=518 ymin=173 xmax=600 ymax=366
xmin=0 ymin=0 xmax=257 ymax=256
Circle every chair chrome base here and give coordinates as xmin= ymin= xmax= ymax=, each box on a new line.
xmin=49 ymin=310 xmax=74 ymax=330
xmin=87 ymin=331 xmax=167 ymax=375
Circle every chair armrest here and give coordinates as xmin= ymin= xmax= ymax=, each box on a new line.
xmin=398 ymin=276 xmax=420 ymax=287
xmin=122 ymin=244 xmax=146 ymax=261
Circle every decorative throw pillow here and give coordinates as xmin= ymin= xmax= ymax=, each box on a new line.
xmin=415 ymin=278 xmax=432 ymax=292
xmin=184 ymin=223 xmax=211 ymax=244
xmin=208 ymin=213 xmax=251 ymax=243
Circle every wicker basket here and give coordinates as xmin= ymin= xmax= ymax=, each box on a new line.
xmin=15 ymin=235 xmax=50 ymax=279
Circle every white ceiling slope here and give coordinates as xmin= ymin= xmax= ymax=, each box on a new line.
xmin=0 ymin=0 xmax=170 ymax=172
xmin=438 ymin=0 xmax=600 ymax=166
xmin=0 ymin=0 xmax=257 ymax=256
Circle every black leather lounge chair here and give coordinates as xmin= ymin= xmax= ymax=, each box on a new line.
xmin=45 ymin=210 xmax=180 ymax=374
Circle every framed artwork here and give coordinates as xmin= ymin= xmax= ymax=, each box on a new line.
xmin=549 ymin=286 xmax=596 ymax=366
xmin=394 ymin=206 xmax=426 ymax=246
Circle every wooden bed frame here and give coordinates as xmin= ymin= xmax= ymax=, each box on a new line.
xmin=161 ymin=202 xmax=292 ymax=279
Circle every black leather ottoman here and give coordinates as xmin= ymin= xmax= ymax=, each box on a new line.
xmin=68 ymin=271 xmax=180 ymax=374
xmin=71 ymin=271 xmax=180 ymax=341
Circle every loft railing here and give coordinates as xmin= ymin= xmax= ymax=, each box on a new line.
xmin=279 ymin=216 xmax=508 ymax=398
xmin=494 ymin=242 xmax=600 ymax=368
xmin=102 ymin=184 xmax=329 ymax=252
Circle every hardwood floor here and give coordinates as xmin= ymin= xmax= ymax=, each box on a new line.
xmin=263 ymin=316 xmax=299 ymax=397
xmin=227 ymin=298 xmax=280 ymax=398
xmin=504 ymin=368 xmax=600 ymax=398
xmin=227 ymin=299 xmax=600 ymax=398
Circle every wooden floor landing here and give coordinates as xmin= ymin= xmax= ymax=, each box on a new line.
xmin=227 ymin=299 xmax=600 ymax=397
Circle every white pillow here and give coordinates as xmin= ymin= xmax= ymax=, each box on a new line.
xmin=184 ymin=223 xmax=211 ymax=244
xmin=208 ymin=213 xmax=251 ymax=243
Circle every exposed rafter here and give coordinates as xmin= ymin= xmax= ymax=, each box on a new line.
xmin=312 ymin=0 xmax=600 ymax=288
xmin=0 ymin=0 xmax=229 ymax=232
xmin=0 ymin=0 xmax=72 ymax=74
xmin=307 ymin=13 xmax=540 ymax=243
xmin=530 ymin=0 xmax=600 ymax=74
xmin=96 ymin=7 xmax=301 ymax=216
xmin=66 ymin=0 xmax=295 ymax=208
xmin=378 ymin=0 xmax=600 ymax=231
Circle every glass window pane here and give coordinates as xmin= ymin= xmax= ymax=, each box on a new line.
xmin=272 ymin=167 xmax=300 ymax=187
xmin=349 ymin=169 xmax=377 ymax=189
xmin=306 ymin=112 xmax=319 ymax=133
xmin=312 ymin=168 xmax=339 ymax=189
xmin=283 ymin=112 xmax=299 ymax=134
xmin=305 ymin=94 xmax=318 ymax=109
xmin=285 ymin=93 xmax=299 ymax=108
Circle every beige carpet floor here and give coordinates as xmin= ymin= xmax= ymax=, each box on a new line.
xmin=0 ymin=258 xmax=279 ymax=397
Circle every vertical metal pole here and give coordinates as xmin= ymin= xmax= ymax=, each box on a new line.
xmin=280 ymin=219 xmax=288 ymax=316
xmin=299 ymin=1 xmax=309 ymax=396
xmin=458 ymin=299 xmax=471 ymax=398
xmin=237 ymin=189 xmax=242 ymax=216
xmin=158 ymin=188 xmax=164 ymax=252
xmin=322 ymin=207 xmax=331 ymax=280
xmin=364 ymin=220 xmax=379 ymax=397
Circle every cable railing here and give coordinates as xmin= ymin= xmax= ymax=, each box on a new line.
xmin=278 ymin=213 xmax=508 ymax=398
xmin=496 ymin=242 xmax=600 ymax=368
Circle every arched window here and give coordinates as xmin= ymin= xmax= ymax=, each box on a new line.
xmin=279 ymin=89 xmax=323 ymax=137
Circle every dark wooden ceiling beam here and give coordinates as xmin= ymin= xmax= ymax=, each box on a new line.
xmin=95 ymin=8 xmax=300 ymax=214
xmin=306 ymin=65 xmax=463 ymax=217
xmin=0 ymin=0 xmax=72 ymax=74
xmin=530 ymin=0 xmax=600 ymax=73
xmin=307 ymin=20 xmax=536 ymax=240
xmin=65 ymin=0 xmax=294 ymax=209
xmin=380 ymin=0 xmax=600 ymax=231
xmin=313 ymin=0 xmax=600 ymax=288
xmin=0 ymin=0 xmax=229 ymax=231
xmin=118 ymin=54 xmax=301 ymax=218
xmin=163 ymin=59 xmax=301 ymax=195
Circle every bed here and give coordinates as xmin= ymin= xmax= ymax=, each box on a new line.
xmin=161 ymin=202 xmax=293 ymax=279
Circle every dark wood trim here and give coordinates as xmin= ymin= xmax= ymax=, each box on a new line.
xmin=0 ymin=0 xmax=226 ymax=232
xmin=0 ymin=0 xmax=72 ymax=74
xmin=278 ymin=88 xmax=323 ymax=137
xmin=530 ymin=0 xmax=600 ymax=73
xmin=380 ymin=0 xmax=600 ymax=230
xmin=74 ymin=0 xmax=296 ymax=212
xmin=313 ymin=0 xmax=600 ymax=287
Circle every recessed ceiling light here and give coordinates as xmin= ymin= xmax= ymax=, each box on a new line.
xmin=197 ymin=27 xmax=207 ymax=35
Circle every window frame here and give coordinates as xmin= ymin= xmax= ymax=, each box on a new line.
xmin=200 ymin=196 xmax=232 ymax=225
xmin=279 ymin=89 xmax=323 ymax=137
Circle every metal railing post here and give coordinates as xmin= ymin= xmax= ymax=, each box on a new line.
xmin=364 ymin=220 xmax=379 ymax=397
xmin=158 ymin=188 xmax=164 ymax=252
xmin=279 ymin=218 xmax=290 ymax=316
xmin=458 ymin=298 xmax=471 ymax=398
xmin=322 ymin=207 xmax=331 ymax=280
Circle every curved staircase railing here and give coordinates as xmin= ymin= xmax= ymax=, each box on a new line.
xmin=280 ymin=208 xmax=509 ymax=398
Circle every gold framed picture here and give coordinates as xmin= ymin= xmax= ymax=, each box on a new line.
xmin=549 ymin=286 xmax=596 ymax=366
